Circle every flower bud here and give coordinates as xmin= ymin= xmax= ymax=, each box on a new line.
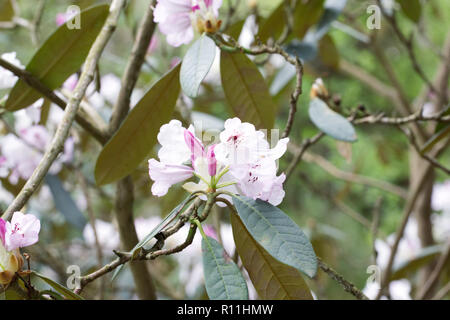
xmin=0 ymin=247 xmax=21 ymax=286
xmin=310 ymin=78 xmax=329 ymax=99
xmin=206 ymin=145 xmax=217 ymax=177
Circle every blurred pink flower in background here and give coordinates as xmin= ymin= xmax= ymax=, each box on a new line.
xmin=154 ymin=0 xmax=222 ymax=47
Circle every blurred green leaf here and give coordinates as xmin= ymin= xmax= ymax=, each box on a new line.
xmin=180 ymin=34 xmax=216 ymax=98
xmin=220 ymin=51 xmax=276 ymax=129
xmin=421 ymin=124 xmax=450 ymax=154
xmin=231 ymin=213 xmax=313 ymax=300
xmin=0 ymin=0 xmax=14 ymax=21
xmin=396 ymin=0 xmax=422 ymax=22
xmin=313 ymin=0 xmax=347 ymax=40
xmin=95 ymin=64 xmax=181 ymax=186
xmin=31 ymin=272 xmax=84 ymax=300
xmin=285 ymin=40 xmax=318 ymax=61
xmin=113 ymin=194 xmax=192 ymax=281
xmin=258 ymin=0 xmax=325 ymax=43
xmin=5 ymin=4 xmax=109 ymax=111
xmin=318 ymin=34 xmax=340 ymax=69
xmin=45 ymin=174 xmax=87 ymax=231
xmin=202 ymin=235 xmax=248 ymax=300
xmin=309 ymin=97 xmax=357 ymax=142
xmin=232 ymin=195 xmax=318 ymax=278
xmin=391 ymin=245 xmax=443 ymax=281
xmin=226 ymin=19 xmax=246 ymax=40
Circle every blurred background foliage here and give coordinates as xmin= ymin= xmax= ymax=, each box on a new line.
xmin=1 ymin=0 xmax=449 ymax=299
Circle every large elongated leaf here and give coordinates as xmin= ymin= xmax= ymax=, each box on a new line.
xmin=0 ymin=0 xmax=14 ymax=21
xmin=180 ymin=34 xmax=216 ymax=98
xmin=31 ymin=272 xmax=84 ymax=300
xmin=45 ymin=174 xmax=87 ymax=231
xmin=202 ymin=235 xmax=248 ymax=300
xmin=391 ymin=245 xmax=443 ymax=281
xmin=309 ymin=97 xmax=357 ymax=142
xmin=232 ymin=195 xmax=317 ymax=278
xmin=132 ymin=195 xmax=193 ymax=255
xmin=231 ymin=214 xmax=313 ymax=300
xmin=95 ymin=64 xmax=181 ymax=186
xmin=220 ymin=51 xmax=276 ymax=129
xmin=5 ymin=5 xmax=109 ymax=111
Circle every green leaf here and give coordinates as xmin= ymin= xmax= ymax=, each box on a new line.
xmin=396 ymin=0 xmax=421 ymax=23
xmin=231 ymin=214 xmax=313 ymax=300
xmin=112 ymin=195 xmax=192 ymax=281
xmin=292 ymin=0 xmax=326 ymax=40
xmin=202 ymin=235 xmax=248 ymax=300
xmin=421 ymin=106 xmax=450 ymax=153
xmin=132 ymin=195 xmax=193 ymax=255
xmin=313 ymin=0 xmax=347 ymax=40
xmin=5 ymin=4 xmax=110 ymax=111
xmin=180 ymin=34 xmax=216 ymax=98
xmin=45 ymin=174 xmax=87 ymax=231
xmin=318 ymin=34 xmax=340 ymax=69
xmin=0 ymin=0 xmax=15 ymax=21
xmin=285 ymin=40 xmax=318 ymax=61
xmin=95 ymin=64 xmax=181 ymax=186
xmin=391 ymin=245 xmax=443 ymax=281
xmin=421 ymin=124 xmax=450 ymax=154
xmin=220 ymin=51 xmax=276 ymax=129
xmin=258 ymin=0 xmax=325 ymax=43
xmin=225 ymin=19 xmax=246 ymax=40
xmin=31 ymin=272 xmax=84 ymax=300
xmin=231 ymin=195 xmax=318 ymax=278
xmin=309 ymin=97 xmax=357 ymax=142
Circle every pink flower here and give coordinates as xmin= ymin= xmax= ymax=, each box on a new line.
xmin=203 ymin=224 xmax=218 ymax=239
xmin=154 ymin=0 xmax=222 ymax=47
xmin=4 ymin=212 xmax=41 ymax=251
xmin=148 ymin=118 xmax=288 ymax=205
xmin=0 ymin=124 xmax=73 ymax=184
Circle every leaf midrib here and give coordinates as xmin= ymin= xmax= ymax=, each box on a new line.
xmin=233 ymin=195 xmax=310 ymax=272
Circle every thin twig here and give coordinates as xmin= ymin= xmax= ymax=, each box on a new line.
xmin=317 ymin=258 xmax=369 ymax=300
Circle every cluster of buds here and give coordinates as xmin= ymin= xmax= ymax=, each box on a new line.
xmin=0 ymin=212 xmax=40 ymax=285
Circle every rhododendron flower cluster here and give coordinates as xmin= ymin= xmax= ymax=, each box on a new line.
xmin=0 ymin=212 xmax=40 ymax=285
xmin=154 ymin=0 xmax=222 ymax=47
xmin=148 ymin=118 xmax=288 ymax=206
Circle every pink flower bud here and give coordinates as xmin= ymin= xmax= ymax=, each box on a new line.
xmin=0 ymin=218 xmax=5 ymax=246
xmin=207 ymin=144 xmax=217 ymax=177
